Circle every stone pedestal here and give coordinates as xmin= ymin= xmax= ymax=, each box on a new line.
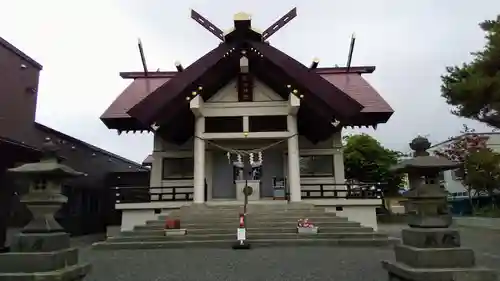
xmin=0 ymin=232 xmax=91 ymax=280
xmin=235 ymin=180 xmax=260 ymax=201
xmin=1 ymin=139 xmax=91 ymax=280
xmin=382 ymin=228 xmax=497 ymax=281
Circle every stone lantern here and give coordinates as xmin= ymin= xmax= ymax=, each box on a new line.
xmin=0 ymin=138 xmax=91 ymax=280
xmin=382 ymin=136 xmax=497 ymax=281
xmin=392 ymin=136 xmax=459 ymax=228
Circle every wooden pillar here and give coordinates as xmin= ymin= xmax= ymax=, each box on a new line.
xmin=287 ymin=115 xmax=301 ymax=202
xmin=193 ymin=116 xmax=206 ymax=203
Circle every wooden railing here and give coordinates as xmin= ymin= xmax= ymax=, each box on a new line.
xmin=300 ymin=183 xmax=384 ymax=199
xmin=114 ymin=186 xmax=194 ymax=204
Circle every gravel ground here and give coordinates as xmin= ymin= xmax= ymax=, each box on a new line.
xmin=80 ymin=247 xmax=394 ymax=281
xmin=78 ymin=225 xmax=500 ymax=281
xmin=7 ymin=225 xmax=500 ymax=280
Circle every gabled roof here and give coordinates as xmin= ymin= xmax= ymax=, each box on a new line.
xmin=101 ymin=67 xmax=393 ymax=131
xmin=128 ymin=44 xmax=235 ymax=125
xmin=247 ymin=41 xmax=363 ymax=120
xmin=101 ymin=10 xmax=394 ymax=143
xmin=127 ymin=41 xmax=365 ymax=128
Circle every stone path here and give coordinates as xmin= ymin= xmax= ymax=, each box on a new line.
xmin=79 ymin=224 xmax=500 ymax=281
xmin=80 ymin=247 xmax=393 ymax=281
xmin=7 ymin=225 xmax=500 ymax=280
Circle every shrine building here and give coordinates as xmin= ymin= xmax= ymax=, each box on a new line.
xmin=101 ymin=10 xmax=394 ymax=231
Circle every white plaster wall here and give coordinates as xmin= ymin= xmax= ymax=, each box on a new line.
xmin=153 ymin=133 xmax=346 ymax=200
xmin=120 ymin=209 xmax=157 ymax=231
xmin=119 ymin=204 xmax=190 ymax=231
xmin=325 ymin=206 xmax=379 ymax=231
xmin=150 ymin=77 xmax=347 ymax=201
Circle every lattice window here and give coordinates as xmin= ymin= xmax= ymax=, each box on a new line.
xmin=34 ymin=179 xmax=47 ymax=190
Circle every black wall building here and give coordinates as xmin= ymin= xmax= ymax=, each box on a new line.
xmin=0 ymin=36 xmax=147 ymax=251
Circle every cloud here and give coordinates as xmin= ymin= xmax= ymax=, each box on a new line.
xmin=2 ymin=0 xmax=500 ymax=161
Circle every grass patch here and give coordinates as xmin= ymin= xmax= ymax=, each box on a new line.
xmin=474 ymin=205 xmax=500 ymax=218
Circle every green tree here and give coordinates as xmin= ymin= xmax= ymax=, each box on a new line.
xmin=435 ymin=125 xmax=500 ymax=211
xmin=343 ymin=134 xmax=404 ymax=196
xmin=465 ymin=148 xmax=500 ymax=209
xmin=441 ymin=15 xmax=500 ymax=128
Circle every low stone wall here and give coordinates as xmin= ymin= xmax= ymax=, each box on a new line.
xmin=453 ymin=217 xmax=500 ymax=230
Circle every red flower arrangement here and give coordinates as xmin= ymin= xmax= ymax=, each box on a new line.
xmin=297 ymin=218 xmax=315 ymax=228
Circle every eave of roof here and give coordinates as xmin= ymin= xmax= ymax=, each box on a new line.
xmin=117 ymin=66 xmax=376 ymax=80
xmin=34 ymin=122 xmax=146 ymax=170
xmin=126 ymin=40 xmax=372 ymax=129
xmin=247 ymin=41 xmax=363 ymax=120
xmin=127 ymin=44 xmax=235 ymax=125
xmin=101 ymin=66 xmax=393 ymax=130
xmin=0 ymin=36 xmax=43 ymax=70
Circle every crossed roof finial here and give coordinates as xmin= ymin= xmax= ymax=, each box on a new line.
xmin=190 ymin=8 xmax=297 ymax=42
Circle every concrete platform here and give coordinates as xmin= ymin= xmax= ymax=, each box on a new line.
xmin=93 ymin=237 xmax=391 ymax=250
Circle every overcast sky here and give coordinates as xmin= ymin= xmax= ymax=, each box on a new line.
xmin=1 ymin=0 xmax=499 ymax=162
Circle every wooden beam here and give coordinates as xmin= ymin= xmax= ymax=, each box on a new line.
xmin=118 ymin=66 xmax=376 ymax=79
xmin=191 ymin=9 xmax=225 ymax=41
xmin=309 ymin=58 xmax=319 ymax=70
xmin=119 ymin=71 xmax=177 ymax=79
xmin=262 ymin=8 xmax=297 ymax=41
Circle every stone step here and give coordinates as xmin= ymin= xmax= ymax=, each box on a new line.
xmin=162 ymin=206 xmax=320 ymax=215
xmin=156 ymin=215 xmax=344 ymax=224
xmin=120 ymin=226 xmax=374 ymax=237
xmin=185 ymin=226 xmax=375 ymax=235
xmin=119 ymin=230 xmax=166 ymax=237
xmin=188 ymin=203 xmax=315 ymax=209
xmin=108 ymin=232 xmax=386 ymax=242
xmin=166 ymin=212 xmax=333 ymax=219
xmin=151 ymin=216 xmax=348 ymax=225
xmin=136 ymin=220 xmax=360 ymax=231
xmin=93 ymin=237 xmax=391 ymax=250
xmin=159 ymin=211 xmax=330 ymax=220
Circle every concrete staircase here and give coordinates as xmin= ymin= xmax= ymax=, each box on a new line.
xmin=93 ymin=203 xmax=390 ymax=250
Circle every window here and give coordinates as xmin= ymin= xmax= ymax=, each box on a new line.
xmin=299 ymin=155 xmax=334 ymax=177
xmin=438 ymin=172 xmax=445 ymax=182
xmin=34 ymin=179 xmax=47 ymax=190
xmin=205 ymin=117 xmax=243 ymax=133
xmin=451 ymin=169 xmax=464 ymax=181
xmin=249 ymin=116 xmax=287 ymax=132
xmin=162 ymin=158 xmax=194 ymax=179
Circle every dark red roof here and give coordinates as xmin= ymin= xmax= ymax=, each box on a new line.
xmin=101 ymin=11 xmax=394 ymax=143
xmin=321 ymin=73 xmax=393 ymax=113
xmin=102 ymin=78 xmax=172 ymax=119
xmin=101 ymin=68 xmax=393 ymax=129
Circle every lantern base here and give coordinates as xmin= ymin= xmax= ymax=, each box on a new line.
xmin=401 ymin=228 xmax=461 ymax=248
xmin=407 ymin=214 xmax=452 ymax=228
xmin=21 ymin=201 xmax=66 ymax=233
xmin=10 ymin=232 xmax=70 ymax=252
xmin=382 ymin=260 xmax=497 ymax=281
xmin=1 ymin=232 xmax=92 ymax=280
xmin=382 ymin=227 xmax=497 ymax=280
xmin=21 ymin=217 xmax=65 ymax=233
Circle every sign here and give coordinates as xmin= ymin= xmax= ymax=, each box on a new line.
xmin=237 ymin=228 xmax=246 ymax=241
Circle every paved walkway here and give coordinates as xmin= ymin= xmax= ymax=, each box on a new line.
xmin=8 ymin=225 xmax=500 ymax=280
xmin=81 ymin=247 xmax=394 ymax=281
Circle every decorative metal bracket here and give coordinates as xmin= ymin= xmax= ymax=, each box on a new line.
xmin=191 ymin=9 xmax=225 ymax=41
xmin=262 ymin=8 xmax=297 ymax=40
